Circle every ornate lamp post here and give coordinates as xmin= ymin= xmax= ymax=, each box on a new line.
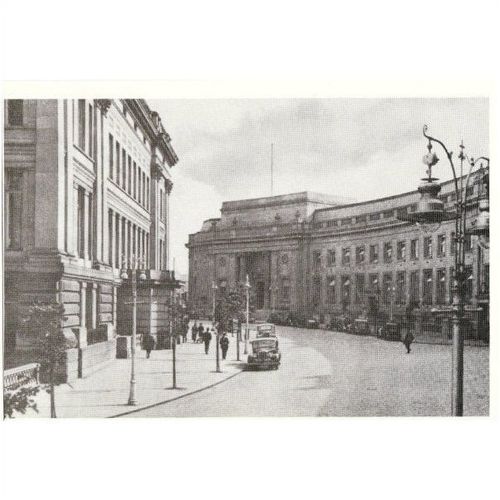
xmin=170 ymin=290 xmax=178 ymax=389
xmin=120 ymin=256 xmax=146 ymax=405
xmin=397 ymin=125 xmax=489 ymax=416
xmin=244 ymin=274 xmax=251 ymax=355
xmin=212 ymin=281 xmax=221 ymax=373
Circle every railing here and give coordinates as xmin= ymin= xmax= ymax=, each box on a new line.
xmin=4 ymin=363 xmax=41 ymax=390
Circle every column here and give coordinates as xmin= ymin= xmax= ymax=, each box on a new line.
xmin=72 ymin=183 xmax=79 ymax=256
xmin=91 ymin=283 xmax=98 ymax=330
xmin=83 ymin=190 xmax=91 ymax=261
xmin=79 ymin=282 xmax=88 ymax=347
xmin=110 ymin=209 xmax=115 ymax=267
xmin=65 ymin=100 xmax=75 ymax=255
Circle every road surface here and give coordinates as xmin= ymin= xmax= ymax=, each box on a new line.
xmin=127 ymin=326 xmax=489 ymax=417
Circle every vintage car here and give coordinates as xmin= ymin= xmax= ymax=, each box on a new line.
xmin=247 ymin=338 xmax=281 ymax=370
xmin=256 ymin=323 xmax=277 ymax=338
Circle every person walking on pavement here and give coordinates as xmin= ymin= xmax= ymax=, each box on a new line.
xmin=198 ymin=323 xmax=205 ymax=343
xmin=220 ymin=332 xmax=229 ymax=360
xmin=403 ymin=330 xmax=415 ymax=354
xmin=143 ymin=333 xmax=155 ymax=359
xmin=191 ymin=322 xmax=198 ymax=343
xmin=203 ymin=328 xmax=212 ymax=355
xmin=182 ymin=320 xmax=188 ymax=343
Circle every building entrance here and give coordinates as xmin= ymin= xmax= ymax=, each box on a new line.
xmin=256 ymin=281 xmax=265 ymax=309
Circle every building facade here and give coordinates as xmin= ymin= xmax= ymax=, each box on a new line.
xmin=4 ymin=99 xmax=179 ymax=379
xmin=187 ymin=185 xmax=489 ymax=340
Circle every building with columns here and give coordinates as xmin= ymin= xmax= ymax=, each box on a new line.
xmin=4 ymin=99 xmax=179 ymax=379
xmin=187 ymin=185 xmax=489 ymax=340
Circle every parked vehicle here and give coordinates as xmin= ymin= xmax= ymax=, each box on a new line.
xmin=381 ymin=322 xmax=401 ymax=341
xmin=353 ymin=318 xmax=370 ymax=335
xmin=247 ymin=338 xmax=281 ymax=370
xmin=256 ymin=323 xmax=277 ymax=338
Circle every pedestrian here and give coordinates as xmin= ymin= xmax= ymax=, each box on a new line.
xmin=182 ymin=321 xmax=188 ymax=343
xmin=143 ymin=333 xmax=155 ymax=359
xmin=203 ymin=328 xmax=212 ymax=355
xmin=191 ymin=322 xmax=198 ymax=343
xmin=198 ymin=323 xmax=205 ymax=343
xmin=403 ymin=330 xmax=415 ymax=354
xmin=220 ymin=333 xmax=229 ymax=360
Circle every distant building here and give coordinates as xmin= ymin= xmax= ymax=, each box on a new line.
xmin=187 ymin=187 xmax=489 ymax=340
xmin=4 ymin=99 xmax=179 ymax=379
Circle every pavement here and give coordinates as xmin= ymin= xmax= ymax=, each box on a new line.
xmin=21 ymin=327 xmax=246 ymax=418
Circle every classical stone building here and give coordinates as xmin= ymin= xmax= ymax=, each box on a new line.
xmin=187 ymin=184 xmax=489 ymax=340
xmin=4 ymin=99 xmax=179 ymax=379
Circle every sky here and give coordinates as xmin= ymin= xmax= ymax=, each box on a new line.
xmin=150 ymin=98 xmax=489 ymax=275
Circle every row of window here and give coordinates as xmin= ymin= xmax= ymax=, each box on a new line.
xmin=315 ymin=206 xmax=416 ymax=229
xmin=311 ymin=267 xmax=473 ymax=308
xmin=6 ymin=100 xmax=24 ymax=126
xmin=76 ymin=99 xmax=95 ymax=158
xmin=312 ymin=233 xmax=472 ymax=268
xmin=108 ymin=209 xmax=151 ymax=269
xmin=108 ymin=133 xmax=151 ymax=210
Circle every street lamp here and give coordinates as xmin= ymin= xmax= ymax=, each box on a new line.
xmin=244 ymin=274 xmax=251 ymax=355
xmin=120 ymin=256 xmax=146 ymax=405
xmin=397 ymin=125 xmax=489 ymax=416
xmin=212 ymin=281 xmax=221 ymax=373
xmin=170 ymin=290 xmax=178 ymax=389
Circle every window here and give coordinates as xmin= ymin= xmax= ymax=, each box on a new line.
xmin=383 ymin=209 xmax=394 ymax=219
xmin=7 ymin=100 xmax=23 ymax=126
xmin=382 ymin=273 xmax=393 ymax=304
xmin=410 ymin=271 xmax=419 ymax=304
xmin=327 ymin=277 xmax=336 ymax=304
xmin=410 ymin=239 xmax=419 ymax=260
xmin=423 ymin=236 xmax=433 ymax=258
xmin=115 ymin=142 xmax=121 ymax=184
xmin=146 ymin=177 xmax=150 ymax=210
xmin=109 ymin=134 xmax=114 ymax=180
xmin=355 ymin=274 xmax=365 ymax=303
xmin=312 ymin=250 xmax=322 ymax=269
xmin=369 ymin=244 xmax=379 ymax=263
xmin=78 ymin=100 xmax=86 ymax=150
xmin=436 ymin=268 xmax=446 ymax=304
xmin=450 ymin=232 xmax=456 ymax=255
xmin=133 ymin=163 xmax=137 ymax=199
xmin=423 ymin=269 xmax=433 ymax=305
xmin=356 ymin=215 xmax=367 ymax=224
xmin=312 ymin=276 xmax=321 ymax=306
xmin=397 ymin=241 xmax=406 ymax=260
xmin=342 ymin=247 xmax=351 ymax=265
xmin=142 ymin=171 xmax=146 ymax=206
xmin=327 ymin=249 xmax=336 ymax=266
xmin=5 ymin=171 xmax=23 ymax=250
xmin=449 ymin=266 xmax=455 ymax=303
xmin=397 ymin=207 xmax=408 ymax=218
xmin=160 ymin=189 xmax=164 ymax=219
xmin=437 ymin=234 xmax=446 ymax=257
xmin=356 ymin=246 xmax=365 ymax=264
xmin=341 ymin=276 xmax=351 ymax=306
xmin=465 ymin=265 xmax=473 ymax=301
xmin=127 ymin=155 xmax=132 ymax=194
xmin=369 ymin=213 xmax=380 ymax=221
xmin=341 ymin=217 xmax=352 ymax=226
xmin=77 ymin=187 xmax=85 ymax=258
xmin=122 ymin=149 xmax=126 ymax=188
xmin=88 ymin=103 xmax=93 ymax=157
xmin=396 ymin=271 xmax=406 ymax=304
xmin=383 ymin=242 xmax=393 ymax=263
xmin=114 ymin=214 xmax=120 ymax=268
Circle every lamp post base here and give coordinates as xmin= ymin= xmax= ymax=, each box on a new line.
xmin=128 ymin=381 xmax=137 ymax=406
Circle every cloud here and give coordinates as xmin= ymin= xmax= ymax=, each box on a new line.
xmin=155 ymin=98 xmax=488 ymax=274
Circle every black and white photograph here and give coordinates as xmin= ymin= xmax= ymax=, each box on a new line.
xmin=2 ymin=97 xmax=489 ymax=418
xmin=1 ymin=2 xmax=499 ymax=500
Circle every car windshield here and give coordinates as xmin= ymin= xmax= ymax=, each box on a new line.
xmin=252 ymin=339 xmax=277 ymax=352
xmin=257 ymin=325 xmax=276 ymax=337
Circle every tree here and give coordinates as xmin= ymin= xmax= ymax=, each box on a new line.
xmin=3 ymin=379 xmax=40 ymax=419
xmin=18 ymin=301 xmax=70 ymax=418
xmin=215 ymin=284 xmax=256 ymax=333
